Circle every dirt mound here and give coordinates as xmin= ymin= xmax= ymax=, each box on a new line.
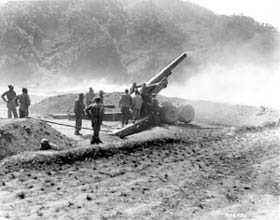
xmin=0 ymin=118 xmax=76 ymax=160
xmin=30 ymin=94 xmax=77 ymax=116
xmin=30 ymin=92 xmax=121 ymax=116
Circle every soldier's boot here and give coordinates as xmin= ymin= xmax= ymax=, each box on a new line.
xmin=91 ymin=136 xmax=103 ymax=145
xmin=75 ymin=130 xmax=82 ymax=135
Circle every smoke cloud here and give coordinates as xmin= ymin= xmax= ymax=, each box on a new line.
xmin=1 ymin=34 xmax=279 ymax=111
xmin=163 ymin=40 xmax=280 ymax=109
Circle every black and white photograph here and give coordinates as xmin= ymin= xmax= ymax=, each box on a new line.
xmin=0 ymin=0 xmax=279 ymax=219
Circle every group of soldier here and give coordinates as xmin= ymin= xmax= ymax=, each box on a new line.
xmin=74 ymin=84 xmax=161 ymax=144
xmin=1 ymin=83 xmax=159 ymax=145
xmin=74 ymin=88 xmax=104 ymax=144
xmin=118 ymin=83 xmax=162 ymax=129
xmin=1 ymin=85 xmax=31 ymax=119
xmin=119 ymin=88 xmax=144 ymax=127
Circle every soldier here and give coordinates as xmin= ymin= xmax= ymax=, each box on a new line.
xmin=140 ymin=83 xmax=149 ymax=116
xmin=97 ymin=90 xmax=105 ymax=123
xmin=98 ymin=90 xmax=104 ymax=104
xmin=151 ymin=96 xmax=161 ymax=126
xmin=119 ymin=89 xmax=132 ymax=127
xmin=85 ymin=97 xmax=104 ymax=144
xmin=1 ymin=85 xmax=18 ymax=118
xmin=74 ymin=93 xmax=85 ymax=135
xmin=14 ymin=88 xmax=31 ymax=118
xmin=85 ymin=87 xmax=95 ymax=106
xmin=130 ymin=82 xmax=137 ymax=94
xmin=131 ymin=90 xmax=143 ymax=121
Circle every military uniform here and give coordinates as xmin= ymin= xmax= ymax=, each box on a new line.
xmin=14 ymin=93 xmax=30 ymax=118
xmin=85 ymin=102 xmax=104 ymax=144
xmin=132 ymin=93 xmax=143 ymax=121
xmin=1 ymin=90 xmax=18 ymax=118
xmin=74 ymin=96 xmax=85 ymax=135
xmin=119 ymin=92 xmax=132 ymax=127
xmin=85 ymin=90 xmax=95 ymax=106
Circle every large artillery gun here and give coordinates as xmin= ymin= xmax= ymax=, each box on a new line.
xmin=112 ymin=52 xmax=195 ymax=138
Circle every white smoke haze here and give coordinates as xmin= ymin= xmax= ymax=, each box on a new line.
xmin=162 ymin=49 xmax=280 ymax=109
xmin=1 ymin=34 xmax=279 ymax=110
xmin=2 ymin=58 xmax=280 ymax=110
xmin=163 ymin=63 xmax=280 ymax=108
xmin=160 ymin=33 xmax=280 ymax=109
xmin=1 ymin=43 xmax=280 ymax=110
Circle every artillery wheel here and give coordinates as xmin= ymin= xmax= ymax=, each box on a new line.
xmin=179 ymin=105 xmax=195 ymax=123
xmin=160 ymin=105 xmax=179 ymax=124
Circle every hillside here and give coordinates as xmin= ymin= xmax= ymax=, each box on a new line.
xmin=0 ymin=0 xmax=278 ymax=89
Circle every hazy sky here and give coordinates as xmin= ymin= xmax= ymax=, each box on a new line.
xmin=190 ymin=0 xmax=279 ymax=29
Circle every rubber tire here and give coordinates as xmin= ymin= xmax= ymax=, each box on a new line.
xmin=179 ymin=105 xmax=195 ymax=123
xmin=160 ymin=105 xmax=179 ymax=124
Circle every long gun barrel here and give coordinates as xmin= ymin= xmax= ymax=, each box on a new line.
xmin=146 ymin=52 xmax=187 ymax=86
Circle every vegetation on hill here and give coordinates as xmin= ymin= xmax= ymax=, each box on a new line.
xmin=0 ymin=0 xmax=277 ymax=88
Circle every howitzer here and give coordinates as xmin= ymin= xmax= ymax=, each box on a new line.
xmin=112 ymin=52 xmax=195 ymax=138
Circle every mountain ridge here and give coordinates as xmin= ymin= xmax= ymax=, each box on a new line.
xmin=0 ymin=0 xmax=277 ymax=89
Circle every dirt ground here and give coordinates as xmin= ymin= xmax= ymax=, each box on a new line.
xmin=0 ymin=120 xmax=279 ymax=219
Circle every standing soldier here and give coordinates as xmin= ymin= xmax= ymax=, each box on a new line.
xmin=98 ymin=90 xmax=104 ymax=104
xmin=1 ymin=85 xmax=18 ymax=118
xmin=85 ymin=97 xmax=104 ymax=144
xmin=132 ymin=90 xmax=143 ymax=122
xmin=74 ymin=93 xmax=85 ymax=135
xmin=151 ymin=96 xmax=161 ymax=126
xmin=140 ymin=83 xmax=149 ymax=116
xmin=85 ymin=87 xmax=95 ymax=106
xmin=97 ymin=90 xmax=104 ymax=123
xmin=130 ymin=82 xmax=137 ymax=95
xmin=14 ymin=88 xmax=31 ymax=118
xmin=119 ymin=89 xmax=132 ymax=127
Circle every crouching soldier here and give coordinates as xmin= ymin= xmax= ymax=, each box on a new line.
xmin=74 ymin=93 xmax=85 ymax=135
xmin=85 ymin=97 xmax=104 ymax=144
